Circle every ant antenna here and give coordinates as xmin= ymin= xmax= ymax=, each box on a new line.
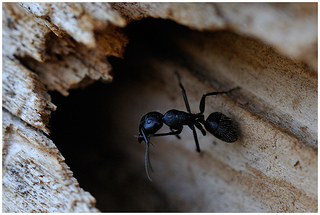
xmin=145 ymin=142 xmax=154 ymax=181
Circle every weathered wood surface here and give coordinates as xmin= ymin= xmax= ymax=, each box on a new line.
xmin=111 ymin=2 xmax=317 ymax=70
xmin=2 ymin=56 xmax=56 ymax=134
xmin=2 ymin=2 xmax=317 ymax=212
xmin=2 ymin=109 xmax=99 ymax=212
xmin=3 ymin=3 xmax=128 ymax=96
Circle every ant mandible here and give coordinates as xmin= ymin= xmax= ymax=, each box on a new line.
xmin=137 ymin=72 xmax=238 ymax=181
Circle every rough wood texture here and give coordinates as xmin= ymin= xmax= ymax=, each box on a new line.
xmin=111 ymin=2 xmax=317 ymax=70
xmin=3 ymin=3 xmax=128 ymax=96
xmin=19 ymin=2 xmax=126 ymax=48
xmin=2 ymin=2 xmax=317 ymax=213
xmin=2 ymin=3 xmax=50 ymax=62
xmin=2 ymin=109 xmax=98 ymax=212
xmin=105 ymin=48 xmax=317 ymax=212
xmin=2 ymin=56 xmax=56 ymax=134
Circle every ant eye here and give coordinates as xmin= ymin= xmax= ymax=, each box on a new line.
xmin=147 ymin=119 xmax=152 ymax=124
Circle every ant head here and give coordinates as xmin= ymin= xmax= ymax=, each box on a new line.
xmin=139 ymin=112 xmax=164 ymax=135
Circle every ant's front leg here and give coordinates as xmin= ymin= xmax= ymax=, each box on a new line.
xmin=136 ymin=128 xmax=183 ymax=140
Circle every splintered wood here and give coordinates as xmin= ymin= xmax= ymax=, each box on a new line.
xmin=3 ymin=57 xmax=56 ymax=134
xmin=2 ymin=2 xmax=128 ymax=212
xmin=3 ymin=3 xmax=128 ymax=96
xmin=2 ymin=110 xmax=99 ymax=212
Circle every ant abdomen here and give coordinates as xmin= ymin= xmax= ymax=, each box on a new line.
xmin=203 ymin=112 xmax=238 ymax=143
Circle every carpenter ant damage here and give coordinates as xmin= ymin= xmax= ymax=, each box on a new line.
xmin=136 ymin=72 xmax=238 ymax=181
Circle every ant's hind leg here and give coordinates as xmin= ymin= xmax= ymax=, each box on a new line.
xmin=199 ymin=87 xmax=239 ymax=114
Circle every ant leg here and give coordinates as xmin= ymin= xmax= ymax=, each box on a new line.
xmin=175 ymin=71 xmax=191 ymax=113
xmin=199 ymin=87 xmax=239 ymax=114
xmin=152 ymin=128 xmax=182 ymax=138
xmin=189 ymin=124 xmax=201 ymax=152
xmin=136 ymin=128 xmax=182 ymax=139
xmin=171 ymin=128 xmax=181 ymax=139
xmin=140 ymin=128 xmax=154 ymax=181
xmin=195 ymin=122 xmax=206 ymax=136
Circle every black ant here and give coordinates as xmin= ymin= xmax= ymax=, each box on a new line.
xmin=137 ymin=72 xmax=238 ymax=181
